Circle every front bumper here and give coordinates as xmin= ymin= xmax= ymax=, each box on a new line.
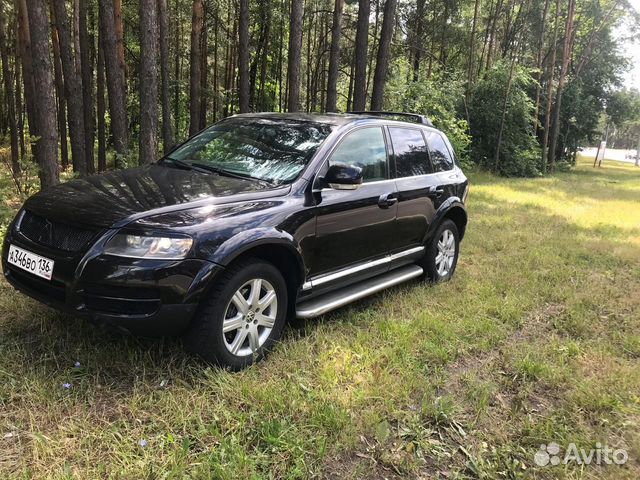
xmin=2 ymin=226 xmax=222 ymax=336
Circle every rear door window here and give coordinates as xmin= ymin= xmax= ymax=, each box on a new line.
xmin=389 ymin=127 xmax=432 ymax=177
xmin=425 ymin=132 xmax=455 ymax=172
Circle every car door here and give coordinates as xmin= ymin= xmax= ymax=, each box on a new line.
xmin=310 ymin=126 xmax=398 ymax=281
xmin=388 ymin=126 xmax=440 ymax=253
xmin=425 ymin=130 xmax=466 ymax=200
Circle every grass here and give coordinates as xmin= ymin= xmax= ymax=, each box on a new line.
xmin=0 ymin=156 xmax=639 ymax=479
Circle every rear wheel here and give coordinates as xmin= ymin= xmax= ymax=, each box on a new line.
xmin=184 ymin=257 xmax=287 ymax=370
xmin=422 ymin=219 xmax=460 ymax=282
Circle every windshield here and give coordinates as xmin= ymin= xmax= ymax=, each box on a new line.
xmin=164 ymin=118 xmax=334 ymax=184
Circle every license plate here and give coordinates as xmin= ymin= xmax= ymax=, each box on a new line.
xmin=7 ymin=245 xmax=55 ymax=281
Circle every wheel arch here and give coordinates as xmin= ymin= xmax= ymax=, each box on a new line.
xmin=442 ymin=205 xmax=468 ymax=240
xmin=207 ymin=230 xmax=306 ymax=315
xmin=429 ymin=200 xmax=468 ymax=241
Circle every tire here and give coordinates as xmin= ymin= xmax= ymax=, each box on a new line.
xmin=422 ymin=219 xmax=460 ymax=282
xmin=184 ymin=257 xmax=288 ymax=370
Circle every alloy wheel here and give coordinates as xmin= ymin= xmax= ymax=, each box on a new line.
xmin=222 ymin=278 xmax=278 ymax=357
xmin=435 ymin=229 xmax=456 ymax=277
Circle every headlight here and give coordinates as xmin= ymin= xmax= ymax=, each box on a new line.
xmin=104 ymin=234 xmax=193 ymax=259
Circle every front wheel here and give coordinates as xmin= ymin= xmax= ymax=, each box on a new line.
xmin=422 ymin=219 xmax=460 ymax=282
xmin=184 ymin=257 xmax=287 ymax=370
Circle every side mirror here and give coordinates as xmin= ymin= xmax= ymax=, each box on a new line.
xmin=323 ymin=164 xmax=363 ymax=190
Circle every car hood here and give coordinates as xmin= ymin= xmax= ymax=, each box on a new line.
xmin=24 ymin=164 xmax=290 ymax=228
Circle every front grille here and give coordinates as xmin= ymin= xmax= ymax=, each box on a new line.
xmin=19 ymin=211 xmax=98 ymax=252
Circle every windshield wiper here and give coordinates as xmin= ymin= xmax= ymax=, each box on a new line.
xmin=161 ymin=157 xmax=213 ymax=174
xmin=161 ymin=157 xmax=276 ymax=186
xmin=190 ymin=162 xmax=276 ymax=186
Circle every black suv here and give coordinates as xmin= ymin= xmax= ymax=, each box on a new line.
xmin=2 ymin=112 xmax=468 ymax=369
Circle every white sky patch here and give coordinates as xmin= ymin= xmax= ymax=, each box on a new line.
xmin=617 ymin=0 xmax=640 ymax=89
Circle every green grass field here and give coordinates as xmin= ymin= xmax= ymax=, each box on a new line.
xmin=0 ymin=157 xmax=639 ymax=479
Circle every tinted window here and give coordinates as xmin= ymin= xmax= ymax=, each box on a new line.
xmin=330 ymin=127 xmax=387 ymax=182
xmin=426 ymin=132 xmax=455 ymax=172
xmin=442 ymin=135 xmax=459 ymax=167
xmin=166 ymin=118 xmax=333 ymax=184
xmin=389 ymin=127 xmax=431 ymax=177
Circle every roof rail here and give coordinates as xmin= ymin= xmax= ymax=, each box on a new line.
xmin=347 ymin=111 xmax=434 ymax=127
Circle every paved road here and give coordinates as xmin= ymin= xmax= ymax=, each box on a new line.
xmin=581 ymin=147 xmax=639 ymax=165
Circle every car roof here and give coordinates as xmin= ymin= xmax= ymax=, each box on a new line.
xmin=228 ymin=112 xmax=435 ymax=129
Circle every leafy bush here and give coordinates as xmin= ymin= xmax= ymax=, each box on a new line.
xmin=468 ymin=62 xmax=541 ymax=177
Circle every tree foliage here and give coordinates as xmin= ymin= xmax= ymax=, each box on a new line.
xmin=468 ymin=62 xmax=541 ymax=177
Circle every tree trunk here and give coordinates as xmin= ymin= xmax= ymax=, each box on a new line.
xmin=97 ymin=28 xmax=106 ymax=171
xmin=257 ymin=11 xmax=270 ymax=110
xmin=412 ymin=0 xmax=426 ymax=82
xmin=15 ymin=0 xmax=36 ymax=131
xmin=477 ymin=0 xmax=494 ymax=78
xmin=113 ymin=0 xmax=126 ymax=83
xmin=466 ymin=0 xmax=480 ymax=90
xmin=366 ymin=0 xmax=380 ymax=101
xmin=439 ymin=0 xmax=450 ymax=66
xmin=213 ymin=9 xmax=219 ymax=120
xmin=325 ymin=0 xmax=344 ymax=112
xmin=198 ymin=6 xmax=207 ymax=129
xmin=99 ymin=0 xmax=128 ymax=162
xmin=15 ymin=39 xmax=25 ymax=159
xmin=541 ymin=0 xmax=560 ymax=174
xmin=222 ymin=0 xmax=232 ymax=117
xmin=189 ymin=0 xmax=203 ymax=134
xmin=533 ymin=0 xmax=550 ymax=134
xmin=157 ymin=0 xmax=172 ymax=152
xmin=73 ymin=0 xmax=80 ymax=68
xmin=79 ymin=0 xmax=94 ymax=173
xmin=53 ymin=0 xmax=87 ymax=175
xmin=238 ymin=0 xmax=250 ymax=113
xmin=277 ymin=0 xmax=284 ymax=111
xmin=249 ymin=2 xmax=271 ymax=111
xmin=252 ymin=8 xmax=263 ymax=109
xmin=548 ymin=0 xmax=575 ymax=168
xmin=229 ymin=15 xmax=237 ymax=115
xmin=370 ymin=0 xmax=397 ymax=111
xmin=319 ymin=14 xmax=328 ymax=110
xmin=304 ymin=8 xmax=313 ymax=111
xmin=494 ymin=55 xmax=518 ymax=171
xmin=485 ymin=0 xmax=503 ymax=71
xmin=48 ymin=0 xmax=69 ymax=170
xmin=0 ymin=4 xmax=20 ymax=180
xmin=173 ymin=0 xmax=181 ymax=137
xmin=287 ymin=0 xmax=303 ymax=112
xmin=346 ymin=51 xmax=354 ymax=111
xmin=225 ymin=13 xmax=236 ymax=116
xmin=26 ymin=0 xmax=59 ymax=188
xmin=139 ymin=0 xmax=159 ymax=164
xmin=352 ymin=0 xmax=369 ymax=111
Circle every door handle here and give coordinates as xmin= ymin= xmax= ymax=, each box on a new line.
xmin=428 ymin=186 xmax=445 ymax=197
xmin=378 ymin=193 xmax=398 ymax=209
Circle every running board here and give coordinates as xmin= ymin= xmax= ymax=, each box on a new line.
xmin=296 ymin=264 xmax=423 ymax=319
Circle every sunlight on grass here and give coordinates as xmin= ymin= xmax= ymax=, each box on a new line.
xmin=472 ymin=158 xmax=640 ymax=245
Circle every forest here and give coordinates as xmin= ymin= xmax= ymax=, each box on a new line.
xmin=0 ymin=0 xmax=638 ymax=190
